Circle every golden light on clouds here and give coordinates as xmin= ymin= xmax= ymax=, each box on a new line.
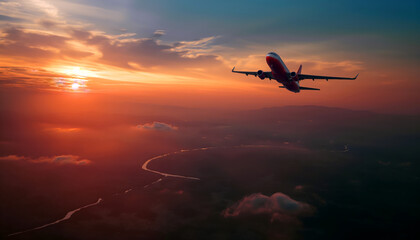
xmin=49 ymin=66 xmax=94 ymax=92
xmin=58 ymin=66 xmax=96 ymax=78
xmin=45 ymin=127 xmax=82 ymax=133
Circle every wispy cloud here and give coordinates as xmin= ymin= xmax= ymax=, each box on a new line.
xmin=0 ymin=0 xmax=58 ymax=22
xmin=0 ymin=24 xmax=224 ymax=77
xmin=0 ymin=0 xmax=228 ymax=86
xmin=173 ymin=35 xmax=221 ymax=57
xmin=137 ymin=122 xmax=178 ymax=131
xmin=45 ymin=127 xmax=82 ymax=133
xmin=31 ymin=0 xmax=59 ymax=18
xmin=0 ymin=154 xmax=91 ymax=165
xmin=0 ymin=155 xmax=26 ymax=161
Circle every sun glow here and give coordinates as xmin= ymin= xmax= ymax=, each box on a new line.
xmin=60 ymin=66 xmax=95 ymax=78
xmin=49 ymin=66 xmax=94 ymax=92
xmin=71 ymin=83 xmax=80 ymax=90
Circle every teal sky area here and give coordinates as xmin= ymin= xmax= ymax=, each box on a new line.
xmin=66 ymin=0 xmax=419 ymax=61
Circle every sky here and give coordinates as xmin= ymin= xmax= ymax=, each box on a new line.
xmin=0 ymin=0 xmax=419 ymax=113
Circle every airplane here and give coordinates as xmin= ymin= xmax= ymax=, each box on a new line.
xmin=232 ymin=52 xmax=358 ymax=93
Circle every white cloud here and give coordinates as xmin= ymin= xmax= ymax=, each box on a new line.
xmin=223 ymin=192 xmax=313 ymax=222
xmin=31 ymin=0 xmax=59 ymax=18
xmin=173 ymin=36 xmax=220 ymax=57
xmin=0 ymin=0 xmax=58 ymax=22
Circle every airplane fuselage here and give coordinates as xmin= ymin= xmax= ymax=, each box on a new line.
xmin=266 ymin=52 xmax=300 ymax=93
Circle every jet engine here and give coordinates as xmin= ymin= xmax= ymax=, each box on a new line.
xmin=289 ymin=71 xmax=298 ymax=81
xmin=257 ymin=70 xmax=265 ymax=80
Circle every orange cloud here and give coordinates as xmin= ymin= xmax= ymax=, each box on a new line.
xmin=45 ymin=127 xmax=82 ymax=133
xmin=0 ymin=154 xmax=91 ymax=165
xmin=35 ymin=155 xmax=91 ymax=165
xmin=0 ymin=22 xmax=226 ymax=79
xmin=0 ymin=155 xmax=26 ymax=161
xmin=67 ymin=28 xmax=225 ymax=74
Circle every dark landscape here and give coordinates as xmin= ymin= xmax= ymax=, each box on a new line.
xmin=1 ymin=105 xmax=418 ymax=239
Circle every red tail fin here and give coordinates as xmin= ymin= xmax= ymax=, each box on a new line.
xmin=297 ymin=65 xmax=302 ymax=75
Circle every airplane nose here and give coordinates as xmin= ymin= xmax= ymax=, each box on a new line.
xmin=266 ymin=55 xmax=274 ymax=63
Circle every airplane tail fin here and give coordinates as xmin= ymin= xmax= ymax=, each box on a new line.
xmin=297 ymin=65 xmax=302 ymax=75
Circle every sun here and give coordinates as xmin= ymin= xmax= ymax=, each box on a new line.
xmin=71 ymin=83 xmax=80 ymax=90
xmin=49 ymin=66 xmax=94 ymax=91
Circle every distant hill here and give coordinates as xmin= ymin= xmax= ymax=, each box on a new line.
xmin=233 ymin=105 xmax=419 ymax=126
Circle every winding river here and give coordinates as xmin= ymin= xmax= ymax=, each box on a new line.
xmin=8 ymin=198 xmax=103 ymax=237
xmin=7 ymin=144 xmax=308 ymax=237
xmin=7 ymin=147 xmax=207 ymax=237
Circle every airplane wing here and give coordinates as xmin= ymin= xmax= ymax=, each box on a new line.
xmin=279 ymin=86 xmax=320 ymax=90
xmin=299 ymin=86 xmax=320 ymax=90
xmin=299 ymin=73 xmax=358 ymax=81
xmin=232 ymin=67 xmax=273 ymax=79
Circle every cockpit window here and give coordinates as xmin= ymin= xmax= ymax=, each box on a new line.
xmin=269 ymin=52 xmax=279 ymax=57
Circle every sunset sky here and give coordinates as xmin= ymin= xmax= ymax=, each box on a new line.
xmin=0 ymin=0 xmax=418 ymax=113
